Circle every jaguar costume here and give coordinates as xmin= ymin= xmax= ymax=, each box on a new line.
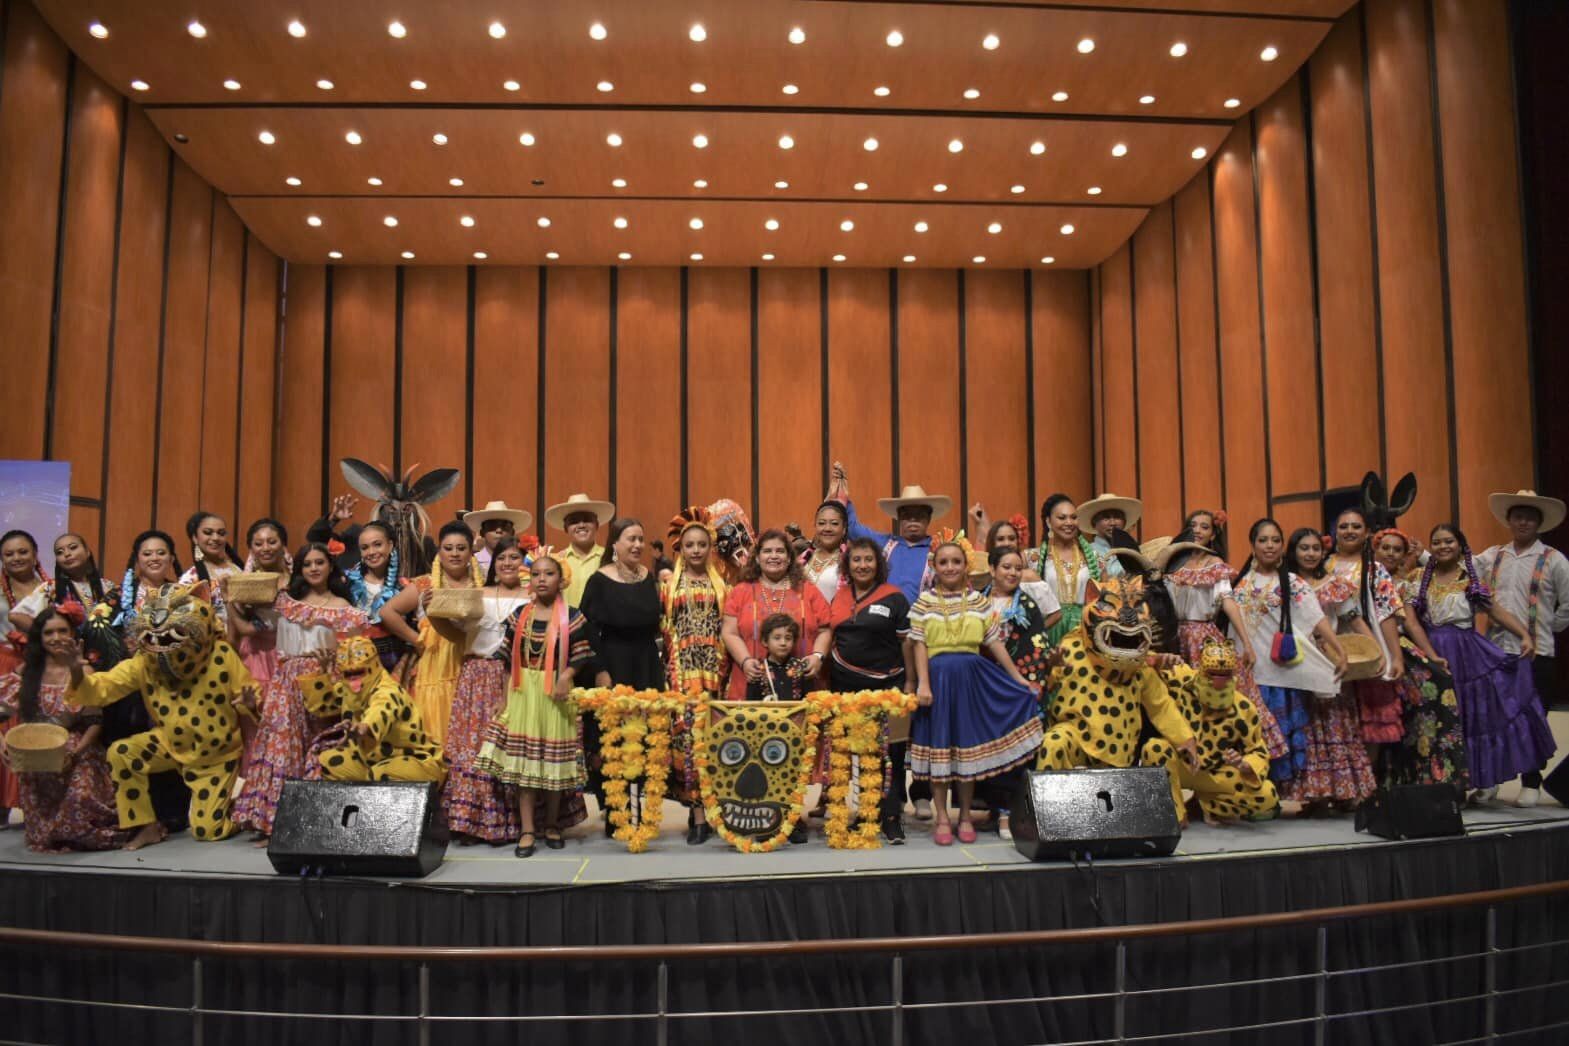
xmin=301 ymin=635 xmax=445 ymax=783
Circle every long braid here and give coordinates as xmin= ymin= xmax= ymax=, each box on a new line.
xmin=1413 ymin=555 xmax=1437 ymax=626
xmin=1277 ymin=565 xmax=1294 ymax=636
xmin=1358 ymin=541 xmax=1374 ymax=622
xmin=1461 ymin=541 xmax=1491 ymax=612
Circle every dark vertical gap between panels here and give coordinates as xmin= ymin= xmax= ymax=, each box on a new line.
xmin=98 ymin=95 xmax=131 ymax=556
xmin=148 ymin=156 xmax=176 ymax=528
xmin=749 ymin=266 xmax=761 ymax=525
xmin=464 ymin=265 xmax=477 ymax=511
xmin=0 ymin=1 xmax=10 ymax=117
xmin=1300 ymin=67 xmax=1329 ymax=499
xmin=1248 ymin=111 xmax=1275 ymax=507
xmin=957 ymin=269 xmax=969 ymax=516
xmin=1506 ymin=0 xmax=1541 ymax=487
xmin=606 ymin=266 xmax=618 ymax=507
xmin=1170 ymin=205 xmax=1187 ymax=517
xmin=819 ymin=267 xmax=830 ymax=486
xmin=1023 ymin=270 xmax=1037 ymax=531
xmin=270 ymin=260 xmax=287 ymax=517
xmin=1128 ymin=243 xmax=1142 ymax=516
xmin=1359 ymin=2 xmax=1390 ymax=481
xmin=535 ymin=267 xmax=548 ymax=529
xmin=320 ymin=266 xmax=334 ymax=514
xmin=678 ymin=266 xmax=689 ymax=507
xmin=1207 ymin=163 xmax=1228 ymax=512
xmin=889 ymin=268 xmax=900 ymax=489
xmin=1097 ymin=267 xmax=1107 ymax=494
xmin=232 ymin=230 xmax=250 ymax=527
xmin=1424 ymin=0 xmax=1461 ymax=524
xmin=392 ymin=267 xmax=405 ymax=475
xmin=42 ymin=53 xmax=77 ymax=459
xmin=1087 ymin=269 xmax=1099 ymax=498
xmin=197 ymin=191 xmax=217 ymax=507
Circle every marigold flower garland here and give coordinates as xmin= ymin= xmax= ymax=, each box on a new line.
xmin=576 ymin=686 xmax=688 ymax=853
xmin=806 ymin=689 xmax=917 ymax=850
xmin=694 ymin=702 xmax=822 ymax=854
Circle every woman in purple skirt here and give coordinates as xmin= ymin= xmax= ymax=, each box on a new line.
xmin=1410 ymin=524 xmax=1555 ymax=799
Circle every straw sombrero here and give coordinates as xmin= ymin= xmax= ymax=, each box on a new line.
xmin=1078 ymin=493 xmax=1143 ymax=534
xmin=876 ymin=484 xmax=952 ymax=521
xmin=1488 ymin=490 xmax=1566 ymax=533
xmin=463 ymin=500 xmax=532 ymax=532
xmin=543 ymin=493 xmax=616 ymax=530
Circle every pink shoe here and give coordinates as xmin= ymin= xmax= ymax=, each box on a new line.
xmin=956 ymin=820 xmax=978 ymax=844
xmin=933 ymin=824 xmax=955 ymax=846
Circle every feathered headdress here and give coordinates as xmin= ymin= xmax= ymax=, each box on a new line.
xmin=339 ymin=459 xmax=461 ymax=578
xmin=663 ymin=506 xmax=729 ymax=613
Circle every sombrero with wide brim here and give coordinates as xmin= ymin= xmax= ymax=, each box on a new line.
xmin=1078 ymin=493 xmax=1143 ymax=534
xmin=543 ymin=493 xmax=616 ymax=530
xmin=463 ymin=500 xmax=532 ymax=532
xmin=1152 ymin=540 xmax=1216 ymax=571
xmin=876 ymin=484 xmax=953 ymax=521
xmin=1488 ymin=490 xmax=1566 ymax=533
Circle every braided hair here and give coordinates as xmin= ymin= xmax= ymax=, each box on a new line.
xmin=115 ymin=530 xmax=182 ymax=629
xmin=0 ymin=530 xmax=46 ymax=610
xmin=185 ymin=511 xmax=240 ymax=581
xmin=1334 ymin=508 xmax=1376 ymax=624
xmin=1412 ymin=523 xmax=1490 ymax=625
xmin=1236 ymin=518 xmax=1293 ymax=637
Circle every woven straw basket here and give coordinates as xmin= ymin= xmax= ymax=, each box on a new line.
xmin=223 ymin=572 xmax=280 ymax=606
xmin=6 ymin=722 xmax=69 ymax=773
xmin=1339 ymin=634 xmax=1384 ymax=682
xmin=427 ymin=587 xmax=483 ymax=622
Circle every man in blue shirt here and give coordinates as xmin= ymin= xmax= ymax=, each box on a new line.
xmin=829 ymin=461 xmax=950 ymax=603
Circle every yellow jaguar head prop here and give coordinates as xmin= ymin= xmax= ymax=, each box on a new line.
xmin=128 ymin=582 xmax=216 ymax=683
xmin=335 ymin=635 xmax=385 ymax=695
xmin=706 ymin=703 xmax=810 ymax=837
xmin=1082 ymin=575 xmax=1154 ymax=670
xmin=1195 ymin=639 xmax=1240 ymax=710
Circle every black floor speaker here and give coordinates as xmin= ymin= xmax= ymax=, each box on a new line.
xmin=1355 ymin=783 xmax=1465 ymax=841
xmin=268 ymin=780 xmax=449 ymax=877
xmin=1010 ymin=767 xmax=1180 ymax=861
xmin=1543 ymin=756 xmax=1569 ymax=808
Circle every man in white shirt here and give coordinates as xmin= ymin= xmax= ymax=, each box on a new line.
xmin=1476 ymin=490 xmax=1569 ymax=807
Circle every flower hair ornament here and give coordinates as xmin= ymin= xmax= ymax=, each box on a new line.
xmin=1372 ymin=527 xmax=1415 ymax=553
xmin=929 ymin=528 xmax=988 ymax=576
xmin=525 ymin=545 xmax=572 ymax=589
xmin=1006 ymin=513 xmax=1031 ymax=547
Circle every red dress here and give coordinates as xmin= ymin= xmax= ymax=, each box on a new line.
xmin=721 ymin=581 xmax=832 ymax=701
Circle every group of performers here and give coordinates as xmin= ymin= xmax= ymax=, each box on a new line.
xmin=0 ymin=456 xmax=1561 ymax=858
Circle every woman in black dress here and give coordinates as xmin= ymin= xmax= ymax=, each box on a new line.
xmin=578 ymin=518 xmax=663 ymax=833
xmin=828 ymin=538 xmax=914 ymax=842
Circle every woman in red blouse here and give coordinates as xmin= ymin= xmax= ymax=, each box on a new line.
xmin=720 ymin=530 xmax=832 ymax=701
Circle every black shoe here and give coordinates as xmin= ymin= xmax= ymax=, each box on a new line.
xmin=881 ymin=814 xmax=906 ymax=845
xmin=513 ymin=834 xmax=536 ymax=858
xmin=687 ymin=821 xmax=712 ymax=846
xmin=789 ymin=823 xmax=809 ymax=845
xmin=544 ymin=830 xmax=565 ymax=850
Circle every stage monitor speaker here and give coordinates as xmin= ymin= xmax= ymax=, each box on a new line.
xmin=1542 ymin=756 xmax=1569 ymax=808
xmin=1010 ymin=768 xmax=1180 ymax=861
xmin=1355 ymin=784 xmax=1464 ymax=841
xmin=269 ymin=780 xmax=448 ymax=877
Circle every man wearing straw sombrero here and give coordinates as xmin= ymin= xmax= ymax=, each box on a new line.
xmin=828 ymin=461 xmax=950 ymax=604
xmin=463 ymin=501 xmax=532 ymax=576
xmin=542 ymin=493 xmax=616 ymax=608
xmin=1476 ymin=490 xmax=1569 ymax=806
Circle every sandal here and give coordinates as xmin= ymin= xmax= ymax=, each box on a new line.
xmin=956 ymin=820 xmax=977 ymax=845
xmin=544 ymin=829 xmax=565 ymax=850
xmin=933 ymin=824 xmax=955 ymax=847
xmin=513 ymin=833 xmax=536 ymax=858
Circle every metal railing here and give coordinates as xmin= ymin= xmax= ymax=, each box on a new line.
xmin=2 ymin=878 xmax=1567 ymax=1045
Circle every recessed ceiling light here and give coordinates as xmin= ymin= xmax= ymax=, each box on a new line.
xmin=1060 ymin=223 xmax=1075 ymax=235
xmin=460 ymin=215 xmax=476 ymax=228
xmin=775 ymin=180 xmax=789 ymax=189
xmin=690 ymin=82 xmax=706 ymax=94
xmin=874 ymin=85 xmax=890 ymax=97
xmin=782 ymin=83 xmax=799 ymax=95
xmin=840 ymin=219 xmax=855 ymax=232
xmin=306 ymin=215 xmax=322 ymax=227
xmin=89 ymin=22 xmax=108 ymax=39
xmin=689 ymin=217 xmax=704 ymax=230
xmin=590 ymin=22 xmax=608 ymax=41
xmin=546 ymin=251 xmax=560 ymax=260
xmin=690 ymin=253 xmax=704 ymax=261
xmin=1261 ymin=46 xmax=1279 ymax=61
xmin=1224 ymin=97 xmax=1241 ymax=109
xmin=963 ymin=88 xmax=980 ymax=100
xmin=1192 ymin=146 xmax=1209 ymax=159
xmin=488 ymin=21 xmax=506 ymax=39
xmin=388 ymin=21 xmax=407 ymax=39
xmin=789 ymin=27 xmax=806 ymax=45
xmin=224 ymin=79 xmax=242 ymax=90
xmin=1041 ymin=256 xmax=1055 ymax=264
xmin=258 ymin=130 xmax=276 ymax=145
xmin=947 ymin=139 xmax=964 ymax=153
xmin=987 ymin=222 xmax=1002 ymax=234
xmin=932 ymin=183 xmax=947 ymax=192
xmin=316 ymin=79 xmax=334 ymax=90
xmin=765 ymin=219 xmax=780 ymax=230
xmin=1030 ymin=141 xmax=1047 ymax=156
xmin=432 ymin=133 xmax=448 ymax=145
xmin=519 ymin=132 xmax=536 ymax=146
xmin=346 ymin=130 xmax=363 ymax=145
xmin=187 ymin=21 xmax=207 ymax=39
xmin=606 ymin=133 xmax=623 ymax=147
xmin=973 ymin=256 xmax=987 ymax=264
xmin=619 ymin=251 xmax=632 ymax=260
xmin=914 ymin=221 xmax=929 ymax=232
xmin=778 ymin=135 xmax=795 ymax=150
xmin=368 ymin=176 xmax=383 ymax=186
xmin=1088 ymin=186 xmax=1103 ymax=195
xmin=1170 ymin=42 xmax=1189 ymax=58
xmin=384 ymin=216 xmax=399 ymax=227
xmin=537 ymin=217 xmax=551 ymax=228
xmin=450 ymin=177 xmax=464 ymax=187
xmin=503 ymin=79 xmax=520 ymax=91
xmin=130 ymin=80 xmax=150 ymax=91
xmin=886 ymin=30 xmax=903 ymax=47
xmin=983 ymin=33 xmax=1000 ymax=51
xmin=1077 ymin=38 xmax=1095 ymax=54
xmin=863 ymin=137 xmax=879 ymax=151
xmin=328 ymin=251 xmax=343 ymax=260
xmin=286 ymin=176 xmax=302 ymax=186
xmin=692 ymin=134 xmax=709 ymax=149
xmin=473 ymin=251 xmax=487 ymax=260
xmin=613 ymin=217 xmax=628 ymax=229
xmin=833 ymin=254 xmax=847 ymax=262
xmin=1112 ymin=143 xmax=1128 ymax=157
xmin=903 ymin=255 xmax=916 ymax=263
xmin=612 ymin=178 xmax=627 ymax=188
xmin=762 ymin=253 xmax=776 ymax=261
xmin=689 ymin=24 xmax=707 ymax=42
xmin=402 ymin=251 xmax=415 ymax=259
xmin=287 ymin=20 xmax=306 ymax=39
xmin=411 ymin=80 xmax=428 ymax=91
xmin=1139 ymin=94 xmax=1156 ymax=105
xmin=1052 ymin=90 xmax=1069 ymax=102
xmin=1010 ymin=184 xmax=1025 ymax=194
xmin=693 ymin=179 xmax=708 ymax=188
xmin=853 ymin=182 xmax=869 ymax=191
xmin=597 ymin=80 xmax=614 ymax=93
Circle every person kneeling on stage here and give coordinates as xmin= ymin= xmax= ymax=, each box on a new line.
xmin=1144 ymin=638 xmax=1278 ymax=826
xmin=300 ymin=635 xmax=445 ymax=783
xmin=1037 ymin=575 xmax=1199 ymax=818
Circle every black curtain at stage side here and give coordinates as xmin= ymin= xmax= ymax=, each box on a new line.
xmin=2 ymin=829 xmax=1568 ymax=1046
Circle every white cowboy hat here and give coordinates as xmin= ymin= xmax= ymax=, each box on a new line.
xmin=544 ymin=493 xmax=616 ymax=531
xmin=876 ymin=484 xmax=952 ymax=521
xmin=1488 ymin=489 xmax=1566 ymax=533
xmin=462 ymin=500 xmax=532 ymax=532
xmin=1078 ymin=493 xmax=1143 ymax=534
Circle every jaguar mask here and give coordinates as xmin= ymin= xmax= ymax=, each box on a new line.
xmin=1194 ymin=639 xmax=1239 ymax=710
xmin=334 ymin=635 xmax=385 ymax=703
xmin=704 ymin=702 xmax=810 ymax=837
xmin=127 ymin=582 xmax=216 ymax=684
xmin=1082 ymin=576 xmax=1155 ymax=670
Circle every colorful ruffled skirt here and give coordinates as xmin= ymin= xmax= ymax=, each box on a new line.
xmin=1355 ymin=679 xmax=1405 ymax=744
xmin=1282 ymin=691 xmax=1376 ymax=803
xmin=910 ymin=652 xmax=1043 ymax=782
xmin=1382 ymin=639 xmax=1468 ymax=790
xmin=17 ymin=733 xmax=128 ymax=853
xmin=233 ymin=655 xmax=327 ymax=834
xmin=1258 ymin=686 xmax=1311 ymax=785
xmin=1428 ymin=625 xmax=1555 ymax=790
xmin=440 ymin=658 xmax=522 ymax=842
xmin=472 ymin=667 xmax=588 ymax=830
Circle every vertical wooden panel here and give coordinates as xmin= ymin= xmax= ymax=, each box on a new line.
xmin=1433 ymin=0 xmax=1534 ymax=543
xmin=1213 ymin=121 xmax=1270 ymax=532
xmin=1256 ymin=76 xmax=1324 ymax=499
xmin=198 ymin=200 xmax=244 ymax=526
xmin=472 ymin=267 xmax=540 ymax=526
xmin=400 ymin=267 xmax=470 ymax=527
xmin=1273 ymin=500 xmax=1322 ymax=539
xmin=102 ymin=110 xmax=170 ymax=565
xmin=153 ymin=159 xmax=213 ymax=537
xmin=1310 ymin=14 xmax=1383 ymax=490
xmin=614 ymin=267 xmax=680 ymax=528
xmin=965 ymin=270 xmax=1030 ymax=523
xmin=1133 ymin=204 xmax=1183 ymax=539
xmin=50 ymin=62 xmax=122 ymax=498
xmin=1031 ymin=270 xmax=1093 ymax=518
xmin=1173 ymin=174 xmax=1223 ymax=515
xmin=1097 ymin=246 xmax=1136 ymax=501
xmin=1365 ymin=0 xmax=1451 ymax=537
xmin=685 ymin=268 xmax=752 ymax=513
xmin=68 ymin=505 xmax=101 ymax=555
xmin=327 ymin=266 xmax=396 ymax=471
xmin=237 ymin=238 xmax=279 ymax=533
xmin=827 ymin=268 xmax=892 ymax=510
xmin=274 ymin=264 xmax=326 ymax=541
xmin=896 ymin=270 xmax=961 ymax=528
xmin=0 ymin=0 xmax=68 ymax=459
xmin=757 ymin=268 xmax=822 ymax=529
xmin=542 ymin=267 xmax=612 ymax=529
